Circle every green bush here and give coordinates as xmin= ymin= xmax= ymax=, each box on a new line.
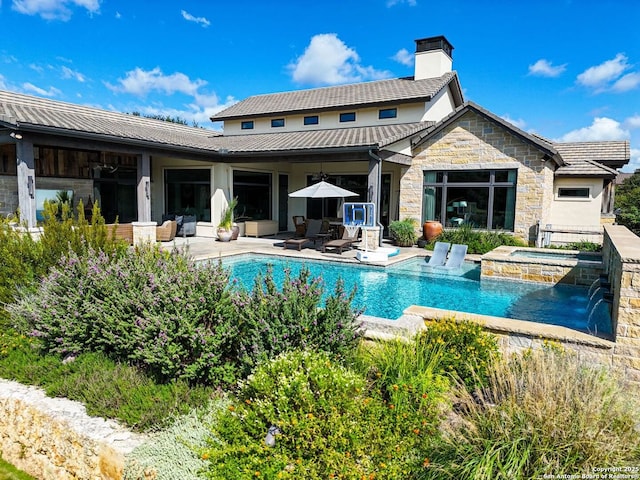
xmin=424 ymin=349 xmax=640 ymax=479
xmin=235 ymin=266 xmax=363 ymax=375
xmin=0 ymin=339 xmax=215 ymax=431
xmin=203 ymin=349 xmax=442 ymax=479
xmin=427 ymin=224 xmax=526 ymax=254
xmin=10 ymin=244 xmax=240 ymax=386
xmin=420 ymin=318 xmax=500 ymax=388
xmin=389 ymin=218 xmax=419 ymax=246
xmin=0 ymin=201 xmax=125 ymax=328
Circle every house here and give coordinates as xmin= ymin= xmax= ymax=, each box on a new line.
xmin=0 ymin=35 xmax=630 ymax=244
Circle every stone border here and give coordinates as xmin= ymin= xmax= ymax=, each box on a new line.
xmin=0 ymin=379 xmax=145 ymax=480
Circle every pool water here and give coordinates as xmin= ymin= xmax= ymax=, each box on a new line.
xmin=222 ymin=254 xmax=612 ymax=335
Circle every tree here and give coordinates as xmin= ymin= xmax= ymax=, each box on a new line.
xmin=614 ymin=170 xmax=640 ymax=236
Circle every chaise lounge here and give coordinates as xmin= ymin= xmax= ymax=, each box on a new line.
xmin=321 ymin=226 xmax=360 ymax=254
xmin=283 ymin=218 xmax=324 ymax=251
xmin=424 ymin=241 xmax=451 ymax=267
xmin=438 ymin=243 xmax=468 ymax=269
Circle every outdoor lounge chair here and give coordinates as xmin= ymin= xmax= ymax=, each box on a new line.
xmin=156 ymin=220 xmax=177 ymax=242
xmin=424 ymin=241 xmax=450 ymax=266
xmin=439 ymin=243 xmax=468 ymax=269
xmin=321 ymin=226 xmax=360 ymax=254
xmin=293 ymin=215 xmax=306 ymax=237
xmin=283 ymin=218 xmax=324 ymax=251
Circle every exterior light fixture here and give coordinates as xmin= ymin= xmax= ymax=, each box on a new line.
xmin=10 ymin=132 xmax=23 ymax=140
xmin=145 ymin=181 xmax=150 ymax=199
xmin=265 ymin=425 xmax=281 ymax=447
xmin=27 ymin=175 xmax=34 ymax=198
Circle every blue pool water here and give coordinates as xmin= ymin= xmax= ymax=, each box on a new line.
xmin=221 ymin=254 xmax=612 ymax=335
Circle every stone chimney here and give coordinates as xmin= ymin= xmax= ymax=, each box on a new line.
xmin=414 ymin=35 xmax=454 ymax=80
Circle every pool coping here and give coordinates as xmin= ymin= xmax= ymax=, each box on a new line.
xmin=482 ymin=245 xmax=604 ymax=267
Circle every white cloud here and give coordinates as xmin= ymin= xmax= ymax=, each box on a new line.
xmin=576 ymin=53 xmax=630 ymax=91
xmin=106 ymin=67 xmax=207 ymax=96
xmin=528 ymin=59 xmax=566 ymax=77
xmin=115 ymin=11 xmax=121 ymax=19
xmin=392 ymin=48 xmax=413 ymax=67
xmin=61 ymin=65 xmax=85 ymax=82
xmin=628 ymin=148 xmax=640 ymax=172
xmin=12 ymin=0 xmax=101 ymax=20
xmin=626 ymin=115 xmax=640 ymax=129
xmin=181 ymin=9 xmax=210 ymax=27
xmin=557 ymin=117 xmax=630 ymax=142
xmin=289 ymin=33 xmax=391 ymax=86
xmin=29 ymin=63 xmax=44 ymax=73
xmin=500 ymin=114 xmax=527 ymax=130
xmin=612 ymin=72 xmax=640 ymax=93
xmin=22 ymin=82 xmax=61 ymax=97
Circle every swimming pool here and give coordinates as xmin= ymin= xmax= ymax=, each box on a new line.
xmin=221 ymin=254 xmax=612 ymax=335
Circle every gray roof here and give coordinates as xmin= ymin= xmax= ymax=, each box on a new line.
xmin=553 ymin=141 xmax=630 ymax=168
xmin=211 ymin=72 xmax=462 ymax=120
xmin=215 ymin=122 xmax=434 ymax=154
xmin=554 ymin=158 xmax=618 ymax=178
xmin=0 ymin=90 xmax=221 ymax=152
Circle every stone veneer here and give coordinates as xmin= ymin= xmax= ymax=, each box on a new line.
xmin=602 ymin=224 xmax=640 ymax=384
xmin=0 ymin=175 xmax=18 ymax=217
xmin=0 ymin=379 xmax=145 ymax=480
xmin=403 ymin=110 xmax=555 ymax=243
xmin=481 ymin=246 xmax=603 ymax=285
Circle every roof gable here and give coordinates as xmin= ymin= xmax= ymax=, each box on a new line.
xmin=211 ymin=72 xmax=463 ymax=121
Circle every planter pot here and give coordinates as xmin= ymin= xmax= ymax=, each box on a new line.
xmin=217 ymin=228 xmax=233 ymax=242
xmin=423 ymin=221 xmax=443 ymax=242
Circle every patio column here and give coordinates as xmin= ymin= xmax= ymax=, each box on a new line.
xmin=137 ymin=152 xmax=151 ymax=222
xmin=368 ymin=152 xmax=381 ymax=225
xmin=16 ymin=134 xmax=36 ymax=228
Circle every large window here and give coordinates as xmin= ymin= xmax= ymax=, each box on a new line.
xmin=165 ymin=169 xmax=211 ymax=221
xmin=233 ymin=170 xmax=272 ymax=220
xmin=423 ymin=169 xmax=517 ymax=230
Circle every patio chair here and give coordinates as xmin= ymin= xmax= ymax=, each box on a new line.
xmin=283 ymin=218 xmax=324 ymax=251
xmin=424 ymin=241 xmax=450 ymax=266
xmin=156 ymin=220 xmax=177 ymax=242
xmin=321 ymin=226 xmax=360 ymax=254
xmin=293 ymin=215 xmax=306 ymax=237
xmin=439 ymin=243 xmax=468 ymax=269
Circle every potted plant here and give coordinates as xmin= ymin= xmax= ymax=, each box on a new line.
xmin=217 ymin=197 xmax=238 ymax=242
xmin=389 ymin=218 xmax=418 ymax=247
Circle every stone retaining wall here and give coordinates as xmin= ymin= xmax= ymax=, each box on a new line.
xmin=0 ymin=379 xmax=145 ymax=480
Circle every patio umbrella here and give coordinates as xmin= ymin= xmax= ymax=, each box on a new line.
xmin=288 ymin=180 xmax=358 ymax=218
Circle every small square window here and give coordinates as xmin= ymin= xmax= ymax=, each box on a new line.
xmin=339 ymin=112 xmax=356 ymax=122
xmin=271 ymin=118 xmax=285 ymax=128
xmin=304 ymin=115 xmax=319 ymax=125
xmin=241 ymin=121 xmax=254 ymax=130
xmin=378 ymin=108 xmax=397 ymax=119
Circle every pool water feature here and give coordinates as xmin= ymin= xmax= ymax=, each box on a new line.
xmin=222 ymin=254 xmax=612 ymax=336
xmin=510 ymin=249 xmax=602 ymax=262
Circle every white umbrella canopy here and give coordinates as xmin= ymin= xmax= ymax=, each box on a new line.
xmin=288 ymin=181 xmax=358 ymax=199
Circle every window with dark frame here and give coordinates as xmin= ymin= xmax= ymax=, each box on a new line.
xmin=378 ymin=108 xmax=397 ymax=119
xmin=304 ymin=115 xmax=319 ymax=125
xmin=241 ymin=121 xmax=254 ymax=130
xmin=339 ymin=112 xmax=356 ymax=122
xmin=423 ymin=169 xmax=517 ymax=231
xmin=557 ymin=187 xmax=590 ymax=198
xmin=271 ymin=118 xmax=285 ymax=128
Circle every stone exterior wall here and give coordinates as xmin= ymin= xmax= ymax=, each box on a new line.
xmin=0 ymin=175 xmax=18 ymax=217
xmin=0 ymin=379 xmax=145 ymax=480
xmin=603 ymin=225 xmax=640 ymax=384
xmin=403 ymin=110 xmax=555 ymax=243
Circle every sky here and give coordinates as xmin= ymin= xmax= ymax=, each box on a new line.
xmin=1 ymin=0 xmax=639 ymax=171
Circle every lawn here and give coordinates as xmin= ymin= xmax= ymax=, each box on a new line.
xmin=0 ymin=458 xmax=35 ymax=480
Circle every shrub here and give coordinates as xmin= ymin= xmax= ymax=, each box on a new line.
xmin=125 ymin=401 xmax=227 ymax=479
xmin=0 ymin=340 xmax=215 ymax=431
xmin=427 ymin=224 xmax=526 ymax=254
xmin=425 ymin=350 xmax=640 ymax=479
xmin=389 ymin=218 xmax=419 ymax=246
xmin=10 ymin=244 xmax=240 ymax=386
xmin=203 ymin=350 xmax=441 ymax=479
xmin=420 ymin=318 xmax=500 ymax=389
xmin=235 ymin=266 xmax=363 ymax=375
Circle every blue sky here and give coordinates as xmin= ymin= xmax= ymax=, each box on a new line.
xmin=1 ymin=0 xmax=639 ymax=171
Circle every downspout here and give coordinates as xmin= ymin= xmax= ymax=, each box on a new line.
xmin=368 ymin=149 xmax=384 ymax=247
